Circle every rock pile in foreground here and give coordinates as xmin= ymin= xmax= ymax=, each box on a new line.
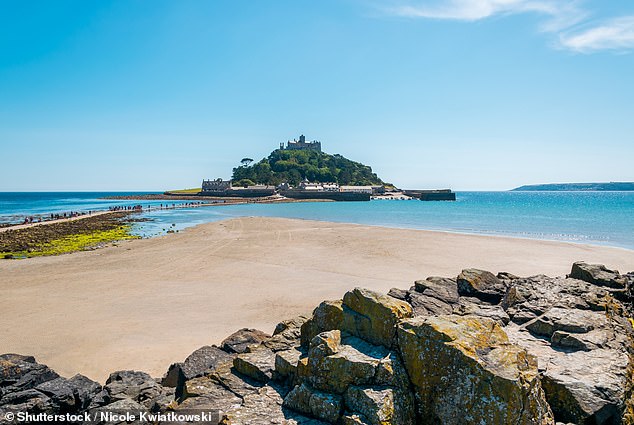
xmin=1 ymin=261 xmax=633 ymax=424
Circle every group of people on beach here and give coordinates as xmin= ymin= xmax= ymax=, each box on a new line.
xmin=22 ymin=216 xmax=41 ymax=224
xmin=22 ymin=210 xmax=91 ymax=224
xmin=109 ymin=205 xmax=143 ymax=212
xmin=108 ymin=201 xmax=205 ymax=212
xmin=155 ymin=201 xmax=206 ymax=209
xmin=12 ymin=201 xmax=212 ymax=228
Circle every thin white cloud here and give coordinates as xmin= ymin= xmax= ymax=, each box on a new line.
xmin=559 ymin=16 xmax=634 ymax=53
xmin=383 ymin=1 xmax=634 ymax=53
xmin=388 ymin=0 xmax=584 ymax=30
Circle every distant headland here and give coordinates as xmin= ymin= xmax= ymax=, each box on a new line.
xmin=512 ymin=182 xmax=634 ymax=191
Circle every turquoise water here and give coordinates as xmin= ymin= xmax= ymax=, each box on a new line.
xmin=1 ymin=192 xmax=633 ymax=249
xmin=0 ymin=192 xmax=165 ymax=222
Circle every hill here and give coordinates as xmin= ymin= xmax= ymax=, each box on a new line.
xmin=232 ymin=149 xmax=385 ymax=186
xmin=512 ymin=182 xmax=634 ymax=191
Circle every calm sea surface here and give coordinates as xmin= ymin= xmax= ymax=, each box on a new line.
xmin=1 ymin=192 xmax=633 ymax=249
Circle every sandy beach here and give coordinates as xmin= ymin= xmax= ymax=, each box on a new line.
xmin=1 ymin=216 xmax=632 ymax=383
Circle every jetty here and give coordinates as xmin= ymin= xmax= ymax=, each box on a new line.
xmin=403 ymin=189 xmax=456 ymax=201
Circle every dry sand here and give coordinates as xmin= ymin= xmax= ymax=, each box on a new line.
xmin=1 ymin=217 xmax=632 ymax=382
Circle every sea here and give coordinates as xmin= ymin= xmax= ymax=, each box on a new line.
xmin=1 ymin=191 xmax=633 ymax=250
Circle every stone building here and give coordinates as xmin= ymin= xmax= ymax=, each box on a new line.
xmin=280 ymin=134 xmax=322 ymax=152
xmin=202 ymin=178 xmax=232 ymax=192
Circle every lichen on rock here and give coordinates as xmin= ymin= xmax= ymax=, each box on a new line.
xmin=397 ymin=315 xmax=554 ymax=425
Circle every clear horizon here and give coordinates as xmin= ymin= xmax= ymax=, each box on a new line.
xmin=1 ymin=181 xmax=634 ymax=193
xmin=2 ymin=1 xmax=633 ymax=191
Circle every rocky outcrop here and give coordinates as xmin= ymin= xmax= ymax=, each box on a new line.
xmin=398 ymin=315 xmax=553 ymax=424
xmin=0 ymin=355 xmax=171 ymax=424
xmin=1 ymin=261 xmax=632 ymax=424
xmin=0 ymin=354 xmax=104 ymax=417
xmin=501 ymin=269 xmax=632 ymax=425
xmin=502 ymin=263 xmax=632 ymax=424
xmin=340 ymin=287 xmax=413 ymax=348
xmin=286 ymin=329 xmax=415 ymax=424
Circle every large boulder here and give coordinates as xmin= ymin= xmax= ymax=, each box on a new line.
xmin=344 ymin=386 xmax=394 ymax=425
xmin=525 ymin=307 xmax=608 ymax=339
xmin=283 ymin=383 xmax=343 ymax=424
xmin=506 ymin=322 xmax=630 ymax=424
xmin=407 ymin=292 xmax=453 ymax=316
xmin=498 ymin=270 xmax=631 ymax=424
xmin=413 ymin=276 xmax=460 ymax=305
xmin=301 ymin=300 xmax=344 ymax=347
xmin=221 ymin=328 xmax=271 ymax=354
xmin=104 ymin=370 xmax=169 ymax=410
xmin=0 ymin=354 xmax=65 ymax=415
xmin=221 ymin=383 xmax=325 ymax=425
xmin=390 ymin=277 xmax=459 ymax=317
xmin=397 ymin=315 xmax=554 ymax=425
xmin=178 ymin=374 xmax=243 ymax=412
xmin=0 ymin=389 xmax=53 ymax=415
xmin=454 ymin=297 xmax=510 ymax=325
xmin=162 ymin=345 xmax=234 ymax=399
xmin=35 ymin=377 xmax=78 ymax=412
xmin=265 ymin=315 xmax=308 ymax=352
xmin=67 ymin=374 xmax=102 ymax=411
xmin=305 ymin=331 xmax=384 ymax=394
xmin=233 ymin=346 xmax=276 ymax=383
xmin=274 ymin=346 xmax=305 ymax=384
xmin=284 ymin=330 xmax=415 ymax=424
xmin=341 ymin=288 xmax=413 ymax=348
xmin=569 ymin=261 xmax=627 ymax=289
xmin=0 ymin=354 xmax=59 ymax=396
xmin=457 ymin=269 xmax=507 ymax=303
xmin=501 ymin=275 xmax=612 ymax=325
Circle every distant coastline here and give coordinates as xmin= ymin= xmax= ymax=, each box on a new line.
xmin=512 ymin=182 xmax=634 ymax=191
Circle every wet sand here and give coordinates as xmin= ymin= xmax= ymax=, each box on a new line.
xmin=1 ymin=217 xmax=632 ymax=382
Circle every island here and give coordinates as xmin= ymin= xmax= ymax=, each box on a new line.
xmin=195 ymin=134 xmax=456 ymax=201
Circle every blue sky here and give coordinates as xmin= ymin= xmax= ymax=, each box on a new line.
xmin=1 ymin=0 xmax=633 ymax=191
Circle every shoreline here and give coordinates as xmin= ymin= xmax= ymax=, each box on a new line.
xmin=3 ymin=206 xmax=634 ymax=256
xmin=0 ymin=194 xmax=324 ymax=232
xmin=1 ymin=216 xmax=632 ymax=382
xmin=0 ymin=199 xmax=244 ymax=231
xmin=336 ymin=220 xmax=634 ymax=252
xmin=2 ymin=198 xmax=633 ymax=254
xmin=3 ymin=191 xmax=633 ymax=251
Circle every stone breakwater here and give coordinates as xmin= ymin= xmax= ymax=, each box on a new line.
xmin=1 ymin=261 xmax=633 ymax=424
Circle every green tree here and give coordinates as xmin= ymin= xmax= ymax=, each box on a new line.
xmin=234 ymin=178 xmax=255 ymax=187
xmin=231 ymin=148 xmax=384 ymax=186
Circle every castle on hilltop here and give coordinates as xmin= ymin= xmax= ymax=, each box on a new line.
xmin=280 ymin=134 xmax=321 ymax=152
